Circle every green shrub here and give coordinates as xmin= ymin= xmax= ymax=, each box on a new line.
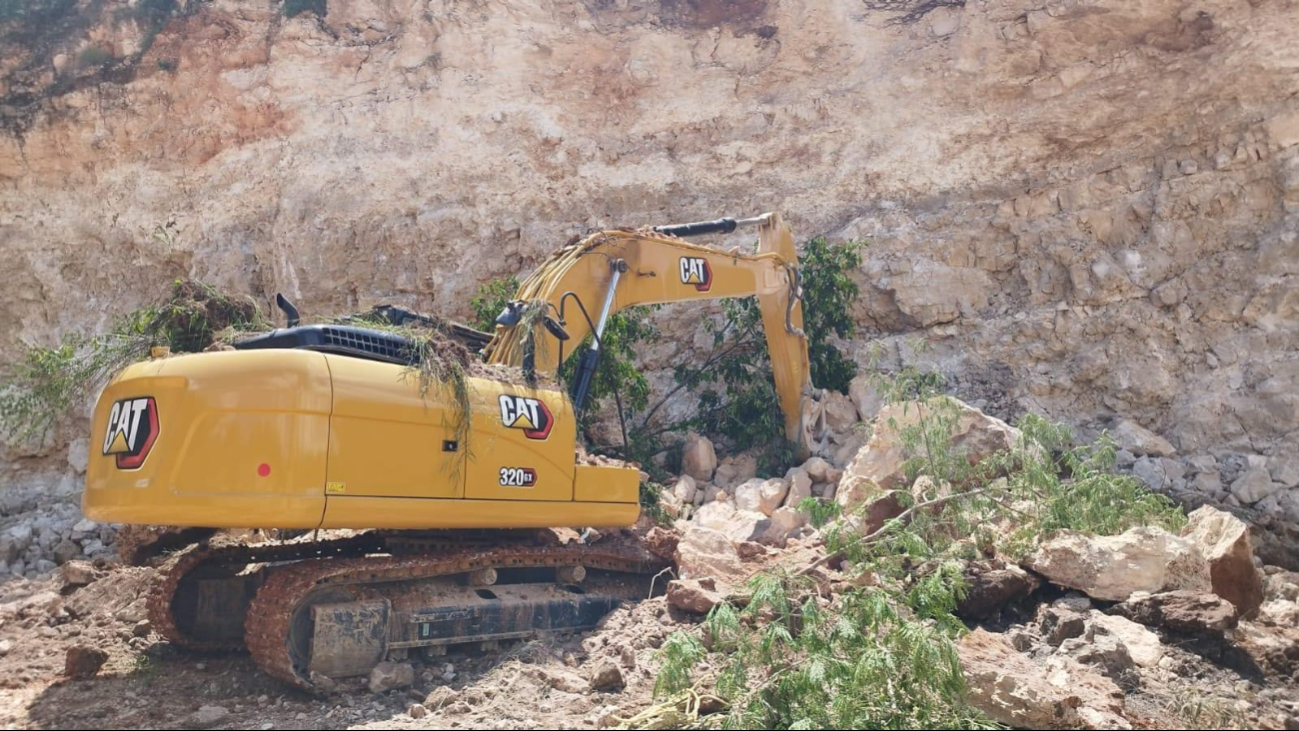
xmin=676 ymin=238 xmax=864 ymax=455
xmin=0 ymin=279 xmax=266 ymax=442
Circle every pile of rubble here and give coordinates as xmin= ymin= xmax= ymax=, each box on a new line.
xmin=0 ymin=467 xmax=116 ymax=579
xmin=655 ymin=390 xmax=1299 ymax=730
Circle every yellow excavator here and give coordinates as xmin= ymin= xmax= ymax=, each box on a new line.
xmin=83 ymin=212 xmax=815 ymax=690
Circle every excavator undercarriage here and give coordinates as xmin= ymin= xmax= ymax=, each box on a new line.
xmin=150 ymin=530 xmax=666 ymax=692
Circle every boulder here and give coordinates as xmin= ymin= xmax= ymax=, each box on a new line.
xmin=1182 ymin=506 xmax=1264 ymax=618
xmin=693 ymin=500 xmax=737 ymax=532
xmin=368 ymin=661 xmax=415 ymax=693
xmin=1111 ymin=420 xmax=1175 ymax=457
xmin=1088 ymin=612 xmax=1164 ymax=668
xmin=1112 ymin=590 xmax=1238 ymax=635
xmin=957 ymin=560 xmax=1041 ymax=620
xmin=959 ymin=629 xmax=1130 ymax=730
xmin=589 ymin=659 xmax=625 ymax=691
xmin=766 ymin=507 xmax=807 ymax=541
xmin=671 ymin=475 xmax=697 ymax=505
xmin=734 ymin=478 xmax=787 ymax=516
xmin=666 ymin=578 xmax=722 ymax=614
xmin=681 ymin=433 xmax=717 ymax=482
xmin=840 ymin=398 xmax=1019 ymax=505
xmin=1059 ymin=632 xmax=1136 ymax=687
xmin=783 ymin=468 xmax=812 ymax=508
xmin=1231 ymin=467 xmax=1281 ymax=505
xmin=848 ymin=374 xmax=885 ymax=422
xmin=676 ymin=526 xmax=742 ymax=580
xmin=802 ymin=456 xmax=832 ymax=483
xmin=59 ymin=560 xmax=98 ymax=588
xmin=1038 ymin=604 xmax=1087 ymax=646
xmin=822 ymin=390 xmax=858 ymax=433
xmin=1028 ymin=527 xmax=1210 ymax=602
xmin=64 ymin=645 xmax=108 ymax=679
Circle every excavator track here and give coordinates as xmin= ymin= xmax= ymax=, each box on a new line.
xmin=244 ymin=542 xmax=662 ymax=692
xmin=148 ymin=533 xmax=387 ymax=652
xmin=148 ymin=530 xmax=666 ymax=691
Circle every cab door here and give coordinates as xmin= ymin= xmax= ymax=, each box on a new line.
xmin=463 ymin=379 xmax=575 ymax=501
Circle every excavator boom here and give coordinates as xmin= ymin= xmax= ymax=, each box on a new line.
xmin=485 ymin=212 xmax=814 ymax=448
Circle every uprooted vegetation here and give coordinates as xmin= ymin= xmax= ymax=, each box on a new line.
xmin=0 ymin=279 xmax=266 ymax=442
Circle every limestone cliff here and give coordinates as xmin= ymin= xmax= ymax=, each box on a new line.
xmin=1 ymin=0 xmax=1297 ymax=527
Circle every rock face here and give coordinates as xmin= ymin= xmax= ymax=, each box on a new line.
xmin=1182 ymin=506 xmax=1265 ymax=617
xmin=958 ymin=629 xmax=1130 ymax=730
xmin=1029 ymin=527 xmax=1211 ymax=602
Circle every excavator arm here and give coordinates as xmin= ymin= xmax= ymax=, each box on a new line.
xmin=484 ymin=212 xmax=815 ymax=450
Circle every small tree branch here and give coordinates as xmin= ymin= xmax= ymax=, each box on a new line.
xmin=796 ymin=487 xmax=997 ymax=576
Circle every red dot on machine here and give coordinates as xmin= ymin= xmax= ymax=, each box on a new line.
xmin=258 ymin=463 xmax=271 ymax=477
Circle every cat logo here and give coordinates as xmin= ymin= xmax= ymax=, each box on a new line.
xmin=498 ymin=394 xmax=554 ymax=440
xmin=679 ymin=256 xmax=712 ymax=292
xmin=102 ymin=397 xmax=159 ymax=469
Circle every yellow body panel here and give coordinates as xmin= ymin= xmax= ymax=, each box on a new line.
xmin=82 ymin=350 xmax=639 ymax=530
xmin=84 ymin=350 xmax=332 ymax=528
xmin=574 ymin=464 xmax=640 ymax=504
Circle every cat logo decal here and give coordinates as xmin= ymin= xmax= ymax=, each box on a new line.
xmin=679 ymin=257 xmax=712 ymax=292
xmin=498 ymin=394 xmax=554 ymax=440
xmin=102 ymin=397 xmax=159 ymax=469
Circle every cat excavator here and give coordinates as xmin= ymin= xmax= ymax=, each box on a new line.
xmin=82 ymin=212 xmax=815 ymax=691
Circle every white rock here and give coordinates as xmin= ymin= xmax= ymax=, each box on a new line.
xmin=186 ymin=705 xmax=230 ymax=730
xmin=1088 ymin=612 xmax=1164 ymax=668
xmin=734 ymin=478 xmax=788 ymax=517
xmin=801 ymin=456 xmax=832 ymax=483
xmin=1028 ymin=527 xmax=1210 ymax=602
xmin=681 ymin=432 xmax=717 ymax=482
xmin=848 ymin=374 xmax=885 ymax=422
xmin=671 ymin=475 xmax=697 ymax=505
xmin=783 ymin=468 xmax=812 ymax=508
xmin=1267 ymin=455 xmax=1299 ymax=487
xmin=692 ymin=500 xmax=736 ymax=532
xmin=66 ymin=438 xmax=90 ymax=474
xmin=839 ymin=398 xmax=1019 ymax=508
xmin=368 ymin=661 xmax=415 ymax=693
xmin=676 ymin=526 xmax=741 ymax=581
xmin=822 ymin=390 xmax=858 ymax=433
xmin=72 ymin=518 xmax=98 ymax=534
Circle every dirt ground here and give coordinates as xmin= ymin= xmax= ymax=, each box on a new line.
xmin=0 ymin=565 xmax=682 ymax=731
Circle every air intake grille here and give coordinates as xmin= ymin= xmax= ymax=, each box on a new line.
xmin=318 ymin=326 xmax=417 ymax=364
